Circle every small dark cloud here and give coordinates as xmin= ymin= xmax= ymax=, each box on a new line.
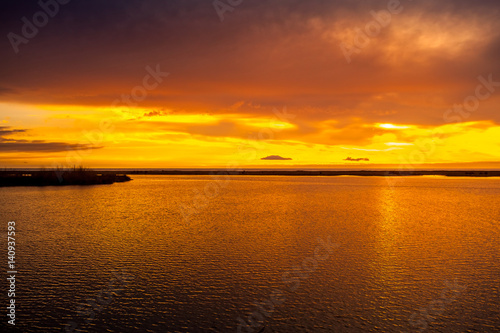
xmin=261 ymin=155 xmax=292 ymax=160
xmin=143 ymin=109 xmax=171 ymax=117
xmin=344 ymin=157 xmax=369 ymax=162
xmin=0 ymin=126 xmax=26 ymax=135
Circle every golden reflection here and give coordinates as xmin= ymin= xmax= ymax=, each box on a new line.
xmin=372 ymin=181 xmax=406 ymax=286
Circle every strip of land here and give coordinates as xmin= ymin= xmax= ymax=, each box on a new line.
xmin=126 ymin=170 xmax=500 ymax=177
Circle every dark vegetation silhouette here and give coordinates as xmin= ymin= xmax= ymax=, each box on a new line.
xmin=0 ymin=166 xmax=131 ymax=187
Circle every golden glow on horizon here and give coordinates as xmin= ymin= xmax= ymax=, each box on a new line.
xmin=1 ymin=100 xmax=500 ymax=168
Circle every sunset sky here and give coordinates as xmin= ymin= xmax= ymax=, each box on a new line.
xmin=1 ymin=0 xmax=499 ymax=168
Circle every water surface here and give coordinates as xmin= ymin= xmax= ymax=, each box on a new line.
xmin=0 ymin=176 xmax=499 ymax=332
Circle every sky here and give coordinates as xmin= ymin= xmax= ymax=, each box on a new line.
xmin=1 ymin=0 xmax=499 ymax=168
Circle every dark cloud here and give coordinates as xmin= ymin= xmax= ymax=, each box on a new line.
xmin=0 ymin=126 xmax=26 ymax=136
xmin=344 ymin=157 xmax=369 ymax=162
xmin=0 ymin=141 xmax=98 ymax=152
xmin=0 ymin=126 xmax=100 ymax=152
xmin=261 ymin=155 xmax=292 ymax=160
xmin=143 ymin=109 xmax=171 ymax=117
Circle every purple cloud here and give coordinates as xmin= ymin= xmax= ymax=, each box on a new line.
xmin=344 ymin=157 xmax=369 ymax=162
xmin=261 ymin=155 xmax=292 ymax=160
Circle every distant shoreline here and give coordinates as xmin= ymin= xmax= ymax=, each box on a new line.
xmin=127 ymin=170 xmax=500 ymax=177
